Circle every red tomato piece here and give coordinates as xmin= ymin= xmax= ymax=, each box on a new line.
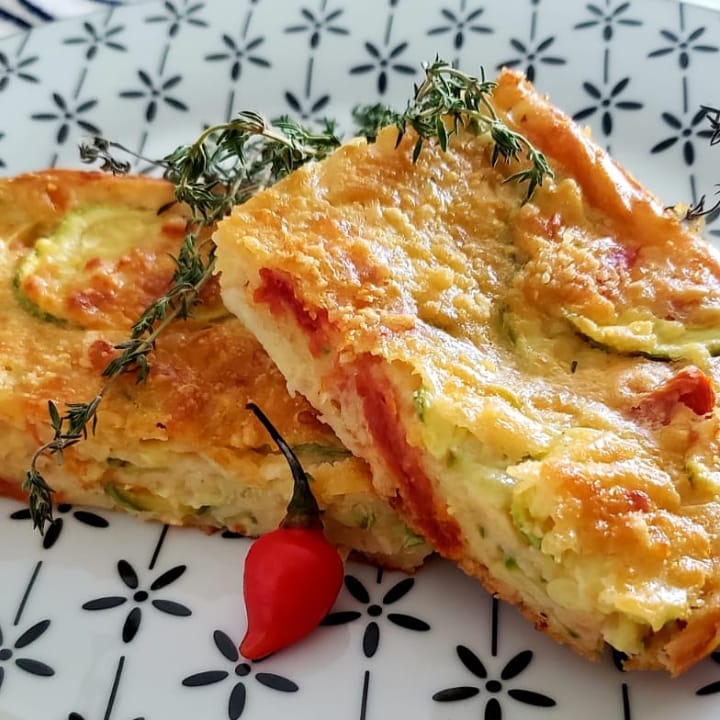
xmin=632 ymin=365 xmax=715 ymax=425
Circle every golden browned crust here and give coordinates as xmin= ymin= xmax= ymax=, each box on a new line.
xmin=214 ymin=70 xmax=720 ymax=673
xmin=0 ymin=169 xmax=431 ymax=571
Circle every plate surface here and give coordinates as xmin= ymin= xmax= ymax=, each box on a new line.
xmin=2 ymin=1 xmax=720 ymax=718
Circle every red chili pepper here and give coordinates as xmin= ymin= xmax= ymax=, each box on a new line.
xmin=240 ymin=402 xmax=344 ymax=660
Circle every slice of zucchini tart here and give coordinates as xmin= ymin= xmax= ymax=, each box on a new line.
xmin=214 ymin=69 xmax=720 ymax=674
xmin=0 ymin=169 xmax=431 ymax=571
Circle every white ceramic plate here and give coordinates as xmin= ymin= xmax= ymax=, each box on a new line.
xmin=2 ymin=1 xmax=720 ymax=718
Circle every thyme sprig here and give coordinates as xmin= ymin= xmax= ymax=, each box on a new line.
xmin=681 ymin=105 xmax=720 ymax=223
xmin=24 ymin=114 xmax=342 ymax=533
xmin=353 ymin=59 xmax=554 ymax=201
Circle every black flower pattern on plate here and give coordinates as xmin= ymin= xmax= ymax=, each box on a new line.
xmin=63 ymin=20 xmax=127 ymax=60
xmin=433 ymin=645 xmax=555 ymax=719
xmin=651 ymin=108 xmax=714 ymax=165
xmin=285 ymin=5 xmax=349 ymax=49
xmin=350 ymin=41 xmax=416 ymax=95
xmin=574 ymin=2 xmax=642 ymax=41
xmin=497 ymin=35 xmax=565 ymax=83
xmin=0 ymin=48 xmax=39 ymax=91
xmin=284 ymin=90 xmax=330 ymax=121
xmin=11 ymin=502 xmax=109 ymax=550
xmin=648 ymin=26 xmax=718 ymax=69
xmin=82 ymin=560 xmax=191 ymax=642
xmin=145 ymin=0 xmax=208 ymax=38
xmin=30 ymin=92 xmax=100 ymax=144
xmin=0 ymin=619 xmax=54 ymax=692
xmin=205 ymin=34 xmax=269 ymax=81
xmin=322 ymin=573 xmax=429 ymax=658
xmin=183 ymin=629 xmax=298 ymax=720
xmin=573 ymin=77 xmax=642 ymax=136
xmin=427 ymin=5 xmax=492 ymax=50
xmin=119 ymin=70 xmax=188 ymax=122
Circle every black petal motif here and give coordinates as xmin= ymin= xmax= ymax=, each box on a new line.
xmin=363 ymin=621 xmax=380 ymax=658
xmin=14 ymin=620 xmax=50 ymax=649
xmin=433 ymin=686 xmax=480 ymax=702
xmin=42 ymin=518 xmax=63 ymax=549
xmin=500 ymin=650 xmax=532 ymax=680
xmin=74 ymin=510 xmax=109 ymax=528
xmin=228 ymin=681 xmax=246 ymax=720
xmin=508 ymin=688 xmax=556 ymax=707
xmin=14 ymin=658 xmax=54 ymax=676
xmin=150 ymin=565 xmax=186 ymax=591
xmin=254 ymin=673 xmax=299 ymax=692
xmin=82 ymin=596 xmax=127 ymax=611
xmin=214 ymin=630 xmax=239 ymax=662
xmin=382 ymin=577 xmax=414 ymax=604
xmin=386 ymin=613 xmax=430 ymax=632
xmin=345 ymin=575 xmax=370 ymax=603
xmin=697 ymin=679 xmax=720 ymax=695
xmin=118 ymin=560 xmax=139 ymax=589
xmin=122 ymin=606 xmax=142 ymax=643
xmin=152 ymin=599 xmax=191 ymax=616
xmin=321 ymin=610 xmax=361 ymax=626
xmin=458 ymin=645 xmax=488 ymax=678
xmin=484 ymin=697 xmax=501 ymax=720
xmin=182 ymin=670 xmax=229 ymax=687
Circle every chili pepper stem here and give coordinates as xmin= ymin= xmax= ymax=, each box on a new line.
xmin=246 ymin=402 xmax=323 ymax=529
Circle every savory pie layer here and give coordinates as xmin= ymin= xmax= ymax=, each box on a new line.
xmin=0 ymin=169 xmax=431 ymax=571
xmin=214 ymin=69 xmax=720 ymax=673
